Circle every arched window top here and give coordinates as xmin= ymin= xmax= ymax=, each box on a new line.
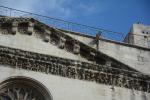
xmin=0 ymin=76 xmax=53 ymax=100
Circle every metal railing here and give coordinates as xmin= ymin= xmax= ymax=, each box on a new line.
xmin=0 ymin=5 xmax=126 ymax=42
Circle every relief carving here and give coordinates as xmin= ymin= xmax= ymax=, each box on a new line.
xmin=58 ymin=36 xmax=66 ymax=49
xmin=0 ymin=17 xmax=150 ymax=93
xmin=73 ymin=41 xmax=80 ymax=54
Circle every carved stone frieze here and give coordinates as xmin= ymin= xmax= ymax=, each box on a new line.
xmin=0 ymin=17 xmax=150 ymax=93
xmin=0 ymin=17 xmax=138 ymax=72
xmin=0 ymin=45 xmax=149 ymax=93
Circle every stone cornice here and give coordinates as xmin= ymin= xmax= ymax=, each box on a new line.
xmin=0 ymin=17 xmax=136 ymax=72
xmin=1 ymin=17 xmax=150 ymax=92
xmin=0 ymin=45 xmax=150 ymax=93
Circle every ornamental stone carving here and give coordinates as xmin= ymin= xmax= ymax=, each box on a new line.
xmin=12 ymin=21 xmax=18 ymax=35
xmin=58 ymin=36 xmax=66 ymax=49
xmin=27 ymin=22 xmax=34 ymax=35
xmin=73 ymin=41 xmax=80 ymax=54
xmin=0 ymin=46 xmax=149 ymax=92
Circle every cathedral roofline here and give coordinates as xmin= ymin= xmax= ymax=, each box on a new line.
xmin=60 ymin=28 xmax=150 ymax=52
xmin=0 ymin=16 xmax=139 ymax=72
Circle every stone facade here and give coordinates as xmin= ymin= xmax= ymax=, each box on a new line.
xmin=0 ymin=17 xmax=150 ymax=100
xmin=65 ymin=29 xmax=150 ymax=75
xmin=124 ymin=23 xmax=150 ymax=48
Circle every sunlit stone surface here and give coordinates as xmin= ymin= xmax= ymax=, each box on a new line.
xmin=0 ymin=17 xmax=150 ymax=100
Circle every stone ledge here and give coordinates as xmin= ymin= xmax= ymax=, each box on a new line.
xmin=0 ymin=45 xmax=149 ymax=93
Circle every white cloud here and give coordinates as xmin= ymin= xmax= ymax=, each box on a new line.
xmin=0 ymin=0 xmax=108 ymax=19
xmin=0 ymin=0 xmax=71 ymax=18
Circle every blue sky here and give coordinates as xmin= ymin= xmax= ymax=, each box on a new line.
xmin=0 ymin=0 xmax=150 ymax=41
